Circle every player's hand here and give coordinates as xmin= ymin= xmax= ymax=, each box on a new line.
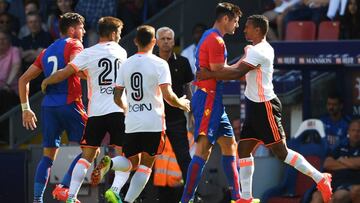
xmin=41 ymin=79 xmax=48 ymax=94
xmin=22 ymin=109 xmax=38 ymax=130
xmin=178 ymin=95 xmax=191 ymax=112
xmin=196 ymin=67 xmax=212 ymax=81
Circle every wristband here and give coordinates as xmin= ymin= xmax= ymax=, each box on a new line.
xmin=21 ymin=102 xmax=30 ymax=111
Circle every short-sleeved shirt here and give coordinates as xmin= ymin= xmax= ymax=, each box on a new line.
xmin=33 ymin=37 xmax=83 ymax=106
xmin=328 ymin=139 xmax=360 ymax=186
xmin=193 ymin=28 xmax=226 ymax=91
xmin=157 ymin=53 xmax=193 ymax=122
xmin=116 ymin=53 xmax=171 ymax=133
xmin=0 ymin=46 xmax=21 ymax=93
xmin=69 ymin=41 xmax=127 ymax=117
xmin=241 ymin=40 xmax=277 ymax=102
xmin=321 ymin=115 xmax=350 ymax=150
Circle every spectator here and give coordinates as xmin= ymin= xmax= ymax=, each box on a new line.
xmin=47 ymin=0 xmax=74 ymax=40
xmin=118 ymin=0 xmax=147 ymax=35
xmin=340 ymin=0 xmax=360 ymax=39
xmin=181 ymin=23 xmax=207 ymax=74
xmin=282 ymin=0 xmax=329 ymax=39
xmin=75 ymin=0 xmax=117 ymax=46
xmin=0 ymin=30 xmax=21 ymax=142
xmin=18 ymin=0 xmax=48 ymax=39
xmin=320 ymin=93 xmax=350 ymax=151
xmin=263 ymin=0 xmax=300 ymax=40
xmin=20 ymin=11 xmax=52 ymax=95
xmin=0 ymin=0 xmax=20 ymax=35
xmin=154 ymin=26 xmax=193 ymax=203
xmin=0 ymin=13 xmax=20 ymax=46
xmin=311 ymin=119 xmax=360 ymax=203
xmin=326 ymin=0 xmax=348 ymax=19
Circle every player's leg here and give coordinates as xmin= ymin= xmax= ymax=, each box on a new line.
xmin=104 ymin=112 xmax=131 ymax=202
xmin=236 ymin=98 xmax=275 ymax=202
xmin=266 ymin=98 xmax=332 ymax=202
xmin=34 ymin=107 xmax=63 ymax=203
xmin=181 ymin=89 xmax=220 ymax=203
xmin=67 ymin=115 xmax=106 ymax=202
xmin=67 ymin=147 xmax=98 ymax=201
xmin=124 ymin=152 xmax=156 ymax=203
xmin=123 ymin=131 xmax=164 ymax=203
xmin=53 ymin=102 xmax=87 ymax=200
xmin=33 ymin=147 xmax=59 ymax=203
xmin=216 ymin=112 xmax=241 ymax=201
xmin=181 ymin=135 xmax=212 ymax=203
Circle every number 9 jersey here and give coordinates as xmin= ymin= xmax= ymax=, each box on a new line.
xmin=33 ymin=37 xmax=84 ymax=106
xmin=69 ymin=41 xmax=127 ymax=117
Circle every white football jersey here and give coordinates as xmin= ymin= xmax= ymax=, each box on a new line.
xmin=116 ymin=53 xmax=171 ymax=133
xmin=70 ymin=41 xmax=127 ymax=117
xmin=242 ymin=40 xmax=277 ymax=102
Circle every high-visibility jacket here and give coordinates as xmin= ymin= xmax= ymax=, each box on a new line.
xmin=153 ymin=136 xmax=183 ymax=187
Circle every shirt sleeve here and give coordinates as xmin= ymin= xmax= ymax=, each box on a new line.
xmin=32 ymin=49 xmax=46 ymax=70
xmin=116 ymin=62 xmax=125 ymax=87
xmin=69 ymin=39 xmax=84 ymax=57
xmin=242 ymin=46 xmax=264 ymax=68
xmin=159 ymin=61 xmax=172 ymax=85
xmin=69 ymin=50 xmax=88 ymax=72
xmin=207 ymin=36 xmax=226 ymax=64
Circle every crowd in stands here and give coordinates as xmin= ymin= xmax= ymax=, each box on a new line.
xmin=262 ymin=0 xmax=360 ymax=40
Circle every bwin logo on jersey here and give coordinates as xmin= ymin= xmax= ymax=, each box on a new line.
xmin=129 ymin=103 xmax=152 ymax=112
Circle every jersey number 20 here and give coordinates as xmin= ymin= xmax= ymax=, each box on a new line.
xmin=98 ymin=58 xmax=121 ymax=86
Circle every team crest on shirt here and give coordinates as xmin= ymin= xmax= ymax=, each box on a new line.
xmin=215 ymin=36 xmax=225 ymax=45
xmin=205 ymin=108 xmax=211 ymax=116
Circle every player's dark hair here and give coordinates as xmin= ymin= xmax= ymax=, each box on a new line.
xmin=215 ymin=2 xmax=242 ymax=21
xmin=135 ymin=25 xmax=155 ymax=48
xmin=247 ymin=15 xmax=269 ymax=36
xmin=98 ymin=16 xmax=123 ymax=38
xmin=59 ymin=12 xmax=85 ymax=35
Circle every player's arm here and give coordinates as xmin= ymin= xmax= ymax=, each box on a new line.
xmin=197 ymin=62 xmax=254 ymax=81
xmin=114 ymin=86 xmax=127 ymax=111
xmin=323 ymin=156 xmax=347 ymax=170
xmin=160 ymin=84 xmax=190 ymax=112
xmin=18 ymin=65 xmax=42 ymax=130
xmin=69 ymin=50 xmax=87 ymax=80
xmin=41 ymin=64 xmax=76 ymax=93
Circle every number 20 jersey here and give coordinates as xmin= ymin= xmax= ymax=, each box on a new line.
xmin=33 ymin=37 xmax=84 ymax=106
xmin=69 ymin=41 xmax=127 ymax=117
xmin=116 ymin=53 xmax=171 ymax=133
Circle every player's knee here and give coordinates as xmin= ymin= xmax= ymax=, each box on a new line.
xmin=333 ymin=190 xmax=350 ymax=203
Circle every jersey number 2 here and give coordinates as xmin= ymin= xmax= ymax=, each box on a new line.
xmin=48 ymin=56 xmax=58 ymax=75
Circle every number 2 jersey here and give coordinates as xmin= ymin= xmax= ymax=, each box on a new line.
xmin=116 ymin=53 xmax=172 ymax=133
xmin=69 ymin=41 xmax=127 ymax=117
xmin=33 ymin=37 xmax=83 ymax=106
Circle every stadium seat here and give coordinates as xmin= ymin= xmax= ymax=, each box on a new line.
xmin=262 ymin=119 xmax=328 ymax=203
xmin=285 ymin=21 xmax=316 ymax=41
xmin=317 ymin=21 xmax=340 ymax=40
